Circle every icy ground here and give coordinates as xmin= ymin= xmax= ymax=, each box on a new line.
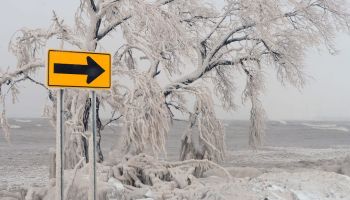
xmin=1 ymin=146 xmax=350 ymax=200
xmin=1 ymin=119 xmax=350 ymax=199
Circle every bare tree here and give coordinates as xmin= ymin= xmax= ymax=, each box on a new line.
xmin=1 ymin=0 xmax=350 ymax=170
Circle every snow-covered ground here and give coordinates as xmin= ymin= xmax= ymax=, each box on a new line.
xmin=192 ymin=170 xmax=350 ymax=200
xmin=195 ymin=147 xmax=350 ymax=200
xmin=1 ymin=119 xmax=350 ymax=199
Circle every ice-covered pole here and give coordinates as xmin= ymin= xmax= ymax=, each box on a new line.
xmin=56 ymin=89 xmax=64 ymax=200
xmin=89 ymin=91 xmax=97 ymax=200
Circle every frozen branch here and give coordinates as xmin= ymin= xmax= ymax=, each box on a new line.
xmin=64 ymin=157 xmax=85 ymax=199
xmin=89 ymin=0 xmax=98 ymax=12
xmin=156 ymin=0 xmax=176 ymax=6
xmin=0 ymin=61 xmax=44 ymax=86
xmin=97 ymin=16 xmax=131 ymax=40
xmin=52 ymin=11 xmax=84 ymax=49
xmin=101 ymin=113 xmax=123 ymax=130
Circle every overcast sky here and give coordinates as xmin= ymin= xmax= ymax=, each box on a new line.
xmin=0 ymin=0 xmax=349 ymax=120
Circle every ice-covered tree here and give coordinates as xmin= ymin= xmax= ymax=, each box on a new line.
xmin=1 ymin=0 xmax=350 ymax=170
xmin=165 ymin=0 xmax=350 ymax=153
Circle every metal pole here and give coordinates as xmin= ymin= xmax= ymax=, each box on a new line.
xmin=56 ymin=89 xmax=64 ymax=200
xmin=89 ymin=91 xmax=97 ymax=200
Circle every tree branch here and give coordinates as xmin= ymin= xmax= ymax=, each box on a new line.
xmin=163 ymin=56 xmax=261 ymax=97
xmin=25 ymin=75 xmax=48 ymax=90
xmin=0 ymin=61 xmax=44 ymax=86
xmin=97 ymin=16 xmax=131 ymax=40
xmin=163 ymin=7 xmax=310 ymax=97
xmin=89 ymin=0 xmax=98 ymax=12
xmin=96 ymin=0 xmax=177 ymax=41
xmin=202 ymin=13 xmax=228 ymax=43
xmin=101 ymin=113 xmax=123 ymax=130
xmin=157 ymin=0 xmax=176 ymax=6
xmin=52 ymin=11 xmax=83 ymax=49
xmin=149 ymin=61 xmax=160 ymax=78
xmin=207 ymin=23 xmax=255 ymax=62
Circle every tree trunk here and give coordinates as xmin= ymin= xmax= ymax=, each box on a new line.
xmin=82 ymin=97 xmax=91 ymax=162
xmin=82 ymin=97 xmax=104 ymax=163
xmin=96 ymin=97 xmax=104 ymax=162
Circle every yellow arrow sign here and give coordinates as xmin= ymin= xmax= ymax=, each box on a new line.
xmin=47 ymin=50 xmax=111 ymax=89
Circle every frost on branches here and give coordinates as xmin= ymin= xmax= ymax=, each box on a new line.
xmin=0 ymin=0 xmax=350 ymax=199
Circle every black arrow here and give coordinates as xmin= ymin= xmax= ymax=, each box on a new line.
xmin=54 ymin=56 xmax=105 ymax=84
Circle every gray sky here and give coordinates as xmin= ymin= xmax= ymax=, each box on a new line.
xmin=1 ymin=0 xmax=350 ymax=120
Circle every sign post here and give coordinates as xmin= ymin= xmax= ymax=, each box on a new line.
xmin=56 ymin=89 xmax=64 ymax=200
xmin=48 ymin=50 xmax=111 ymax=200
xmin=89 ymin=91 xmax=97 ymax=200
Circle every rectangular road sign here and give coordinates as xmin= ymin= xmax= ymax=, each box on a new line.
xmin=47 ymin=50 xmax=111 ymax=89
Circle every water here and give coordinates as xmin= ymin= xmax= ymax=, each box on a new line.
xmin=0 ymin=118 xmax=349 ymax=187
